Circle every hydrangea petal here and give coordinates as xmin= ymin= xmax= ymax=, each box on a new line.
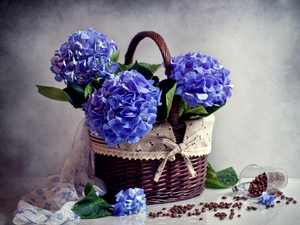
xmin=50 ymin=27 xmax=118 ymax=84
xmin=169 ymin=52 xmax=233 ymax=108
xmin=84 ymin=70 xmax=160 ymax=145
xmin=113 ymin=188 xmax=147 ymax=216
xmin=183 ymin=93 xmax=198 ymax=107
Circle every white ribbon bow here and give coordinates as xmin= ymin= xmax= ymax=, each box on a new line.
xmin=154 ymin=132 xmax=199 ymax=182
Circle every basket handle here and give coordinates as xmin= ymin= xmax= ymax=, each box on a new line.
xmin=124 ymin=31 xmax=180 ymax=125
xmin=124 ymin=31 xmax=172 ymax=77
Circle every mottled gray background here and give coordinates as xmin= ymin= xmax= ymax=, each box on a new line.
xmin=0 ymin=0 xmax=300 ymax=223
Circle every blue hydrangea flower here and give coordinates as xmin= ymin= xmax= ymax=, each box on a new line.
xmin=84 ymin=70 xmax=161 ymax=146
xmin=169 ymin=52 xmax=233 ymax=108
xmin=50 ymin=27 xmax=118 ymax=84
xmin=258 ymin=192 xmax=275 ymax=206
xmin=113 ymin=188 xmax=147 ymax=216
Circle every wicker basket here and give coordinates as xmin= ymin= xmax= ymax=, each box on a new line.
xmin=91 ymin=31 xmax=210 ymax=204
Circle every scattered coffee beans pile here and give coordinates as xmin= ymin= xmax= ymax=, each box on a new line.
xmin=248 ymin=172 xmax=287 ymax=197
xmin=248 ymin=173 xmax=267 ymax=197
xmin=148 ymin=191 xmax=297 ymax=221
xmin=279 ymin=194 xmax=297 ymax=205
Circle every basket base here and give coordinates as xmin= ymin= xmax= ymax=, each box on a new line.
xmin=94 ymin=153 xmax=207 ymax=204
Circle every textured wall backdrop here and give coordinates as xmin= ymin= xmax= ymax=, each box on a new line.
xmin=0 ymin=0 xmax=300 ymax=222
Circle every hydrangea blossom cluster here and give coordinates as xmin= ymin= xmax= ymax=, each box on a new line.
xmin=84 ymin=70 xmax=161 ymax=146
xmin=113 ymin=188 xmax=147 ymax=216
xmin=170 ymin=52 xmax=233 ymax=108
xmin=258 ymin=192 xmax=275 ymax=206
xmin=50 ymin=27 xmax=118 ymax=84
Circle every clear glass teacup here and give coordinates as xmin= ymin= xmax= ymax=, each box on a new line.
xmin=232 ymin=164 xmax=288 ymax=199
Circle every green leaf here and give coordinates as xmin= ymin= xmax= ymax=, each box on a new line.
xmin=64 ymin=82 xmax=89 ymax=108
xmin=130 ymin=61 xmax=153 ymax=80
xmin=137 ymin=62 xmax=162 ymax=74
xmin=156 ymin=79 xmax=177 ymax=122
xmin=179 ymin=99 xmax=208 ymax=120
xmin=216 ymin=166 xmax=239 ymax=188
xmin=111 ymin=49 xmax=120 ymax=63
xmin=63 ymin=86 xmax=86 ymax=109
xmin=205 ymin=101 xmax=226 ymax=115
xmin=184 ymin=104 xmax=208 ymax=115
xmin=84 ymin=182 xmax=94 ymax=196
xmin=84 ymin=78 xmax=105 ymax=99
xmin=205 ymin=162 xmax=238 ymax=189
xmin=36 ymin=85 xmax=69 ymax=102
xmin=66 ymin=82 xmax=86 ymax=95
xmin=178 ymin=98 xmax=227 ymax=120
xmin=115 ymin=62 xmax=130 ymax=73
xmin=152 ymin=75 xmax=160 ymax=86
xmin=116 ymin=61 xmax=161 ymax=79
xmin=72 ymin=183 xmax=114 ymax=219
xmin=84 ymin=82 xmax=95 ymax=99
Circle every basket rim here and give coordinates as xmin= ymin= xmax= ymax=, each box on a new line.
xmin=89 ymin=115 xmax=215 ymax=161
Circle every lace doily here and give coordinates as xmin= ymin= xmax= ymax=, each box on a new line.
xmin=90 ymin=114 xmax=215 ymax=160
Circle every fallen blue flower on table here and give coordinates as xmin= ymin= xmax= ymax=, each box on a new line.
xmin=114 ymin=188 xmax=147 ymax=216
xmin=258 ymin=192 xmax=275 ymax=206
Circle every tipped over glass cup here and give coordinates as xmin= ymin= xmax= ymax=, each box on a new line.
xmin=232 ymin=164 xmax=288 ymax=199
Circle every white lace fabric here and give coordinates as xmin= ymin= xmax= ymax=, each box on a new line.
xmin=13 ymin=119 xmax=107 ymax=225
xmin=90 ymin=114 xmax=215 ymax=160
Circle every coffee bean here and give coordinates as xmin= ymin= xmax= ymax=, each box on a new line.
xmin=247 ymin=173 xmax=268 ymax=197
xmin=247 ymin=172 xmax=286 ymax=198
xmin=149 ymin=191 xmax=293 ymax=221
xmin=222 ymin=196 xmax=227 ymax=199
xmin=233 ymin=196 xmax=247 ymax=201
xmin=171 ymin=212 xmax=177 ymax=218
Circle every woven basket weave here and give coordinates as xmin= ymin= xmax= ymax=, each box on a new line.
xmin=92 ymin=31 xmax=209 ymax=204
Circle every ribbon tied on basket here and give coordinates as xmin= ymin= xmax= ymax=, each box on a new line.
xmin=154 ymin=132 xmax=199 ymax=182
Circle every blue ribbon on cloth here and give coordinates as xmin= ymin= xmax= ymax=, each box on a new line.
xmin=13 ymin=119 xmax=107 ymax=224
